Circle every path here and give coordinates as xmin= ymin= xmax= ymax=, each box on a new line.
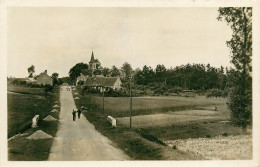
xmin=48 ymin=86 xmax=129 ymax=160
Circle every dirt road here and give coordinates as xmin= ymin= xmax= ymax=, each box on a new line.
xmin=48 ymin=86 xmax=129 ymax=160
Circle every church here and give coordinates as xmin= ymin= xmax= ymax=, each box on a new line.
xmin=76 ymin=50 xmax=122 ymax=91
xmin=89 ymin=50 xmax=101 ymax=71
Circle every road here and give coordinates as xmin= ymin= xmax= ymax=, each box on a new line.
xmin=48 ymin=86 xmax=129 ymax=160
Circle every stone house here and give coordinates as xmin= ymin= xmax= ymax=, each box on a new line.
xmin=36 ymin=70 xmax=53 ymax=86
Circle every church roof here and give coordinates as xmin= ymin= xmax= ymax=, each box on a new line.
xmin=85 ymin=77 xmax=119 ymax=87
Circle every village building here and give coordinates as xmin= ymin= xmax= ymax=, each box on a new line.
xmin=76 ymin=73 xmax=88 ymax=85
xmin=36 ymin=70 xmax=53 ymax=86
xmin=76 ymin=50 xmax=122 ymax=90
xmin=85 ymin=75 xmax=122 ymax=91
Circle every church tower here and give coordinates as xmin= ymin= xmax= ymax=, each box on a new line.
xmin=89 ymin=50 xmax=97 ymax=70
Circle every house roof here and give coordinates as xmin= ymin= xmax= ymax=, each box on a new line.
xmin=85 ymin=77 xmax=119 ymax=87
xmin=36 ymin=72 xmax=52 ymax=79
xmin=62 ymin=83 xmax=69 ymax=86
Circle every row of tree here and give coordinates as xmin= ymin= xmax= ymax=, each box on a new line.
xmin=134 ymin=63 xmax=228 ymax=90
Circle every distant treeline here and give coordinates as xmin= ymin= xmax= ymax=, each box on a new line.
xmin=133 ymin=63 xmax=232 ymax=91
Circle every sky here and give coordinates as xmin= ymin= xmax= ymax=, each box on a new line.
xmin=7 ymin=7 xmax=233 ymax=78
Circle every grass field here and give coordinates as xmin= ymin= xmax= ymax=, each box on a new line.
xmin=73 ymin=87 xmax=251 ymax=160
xmin=8 ymin=85 xmax=46 ymax=95
xmin=165 ymin=135 xmax=252 ymax=160
xmin=73 ymin=87 xmax=227 ymax=117
xmin=8 ymin=85 xmax=60 ymax=160
xmin=117 ymin=110 xmax=229 ymax=128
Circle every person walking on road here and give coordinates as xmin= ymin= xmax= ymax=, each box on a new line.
xmin=72 ymin=109 xmax=77 ymax=121
xmin=77 ymin=109 xmax=82 ymax=119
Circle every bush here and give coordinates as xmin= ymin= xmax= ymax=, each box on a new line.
xmin=44 ymin=85 xmax=54 ymax=93
xmin=11 ymin=79 xmax=27 ymax=85
xmin=207 ymin=88 xmax=226 ymax=98
xmin=205 ymin=134 xmax=211 ymax=138
xmin=105 ymin=89 xmax=128 ymax=97
xmin=172 ymin=86 xmax=183 ymax=94
xmin=154 ymin=87 xmax=164 ymax=95
xmin=222 ymin=132 xmax=228 ymax=137
xmin=164 ymin=92 xmax=169 ymax=96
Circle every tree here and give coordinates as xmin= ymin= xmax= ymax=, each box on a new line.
xmin=81 ymin=68 xmax=93 ymax=77
xmin=218 ymin=7 xmax=252 ymax=132
xmin=155 ymin=64 xmax=166 ymax=83
xmin=52 ymin=73 xmax=59 ymax=85
xmin=121 ymin=62 xmax=133 ymax=80
xmin=102 ymin=67 xmax=110 ymax=77
xmin=110 ymin=65 xmax=120 ymax=77
xmin=142 ymin=65 xmax=155 ymax=85
xmin=27 ymin=65 xmax=35 ymax=78
xmin=60 ymin=77 xmax=73 ymax=85
xmin=69 ymin=63 xmax=88 ymax=84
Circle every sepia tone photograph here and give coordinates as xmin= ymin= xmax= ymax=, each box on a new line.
xmin=1 ymin=1 xmax=259 ymax=166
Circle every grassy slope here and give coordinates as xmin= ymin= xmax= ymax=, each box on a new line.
xmin=8 ymin=85 xmax=60 ymax=161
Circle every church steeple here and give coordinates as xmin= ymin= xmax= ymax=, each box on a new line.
xmin=90 ymin=50 xmax=95 ymax=62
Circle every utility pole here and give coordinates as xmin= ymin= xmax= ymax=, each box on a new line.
xmin=102 ymin=82 xmax=105 ymax=115
xmin=129 ymin=76 xmax=132 ymax=128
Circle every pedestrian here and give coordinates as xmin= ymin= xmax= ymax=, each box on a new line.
xmin=77 ymin=109 xmax=81 ymax=119
xmin=72 ymin=109 xmax=76 ymax=121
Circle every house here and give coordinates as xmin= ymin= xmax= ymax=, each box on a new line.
xmin=84 ymin=75 xmax=122 ymax=91
xmin=36 ymin=70 xmax=53 ymax=86
xmin=76 ymin=73 xmax=88 ymax=86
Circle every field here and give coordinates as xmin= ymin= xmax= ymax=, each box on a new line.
xmin=74 ymin=89 xmax=227 ymax=118
xmin=117 ymin=110 xmax=229 ymax=128
xmin=8 ymin=85 xmax=46 ymax=95
xmin=8 ymin=85 xmax=60 ymax=160
xmin=73 ymin=87 xmax=251 ymax=160
xmin=165 ymin=135 xmax=252 ymax=160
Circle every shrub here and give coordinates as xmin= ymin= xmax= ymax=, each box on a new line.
xmin=205 ymin=134 xmax=211 ymax=138
xmin=173 ymin=86 xmax=183 ymax=94
xmin=164 ymin=92 xmax=169 ymax=96
xmin=26 ymin=83 xmax=32 ymax=87
xmin=11 ymin=79 xmax=27 ymax=85
xmin=154 ymin=87 xmax=164 ymax=95
xmin=207 ymin=88 xmax=226 ymax=98
xmin=222 ymin=132 xmax=228 ymax=137
xmin=105 ymin=89 xmax=128 ymax=97
xmin=44 ymin=85 xmax=54 ymax=93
